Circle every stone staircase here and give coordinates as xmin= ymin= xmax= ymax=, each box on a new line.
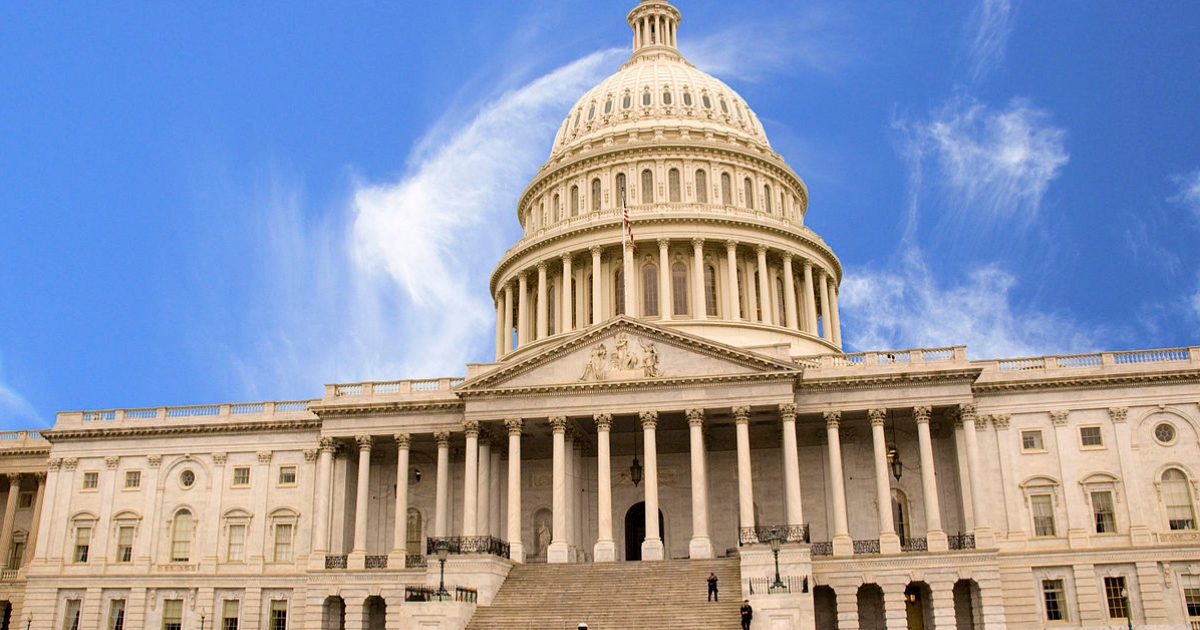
xmin=465 ymin=557 xmax=742 ymax=630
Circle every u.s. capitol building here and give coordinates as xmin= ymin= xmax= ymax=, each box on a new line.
xmin=2 ymin=2 xmax=1199 ymax=629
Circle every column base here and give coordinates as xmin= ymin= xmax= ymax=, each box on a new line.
xmin=548 ymin=542 xmax=571 ymax=564
xmin=509 ymin=542 xmax=526 ymax=564
xmin=689 ymin=537 xmax=714 ymax=559
xmin=974 ymin=527 xmax=998 ymax=550
xmin=594 ymin=540 xmax=617 ymax=562
xmin=832 ymin=535 xmax=853 ymax=557
xmin=387 ymin=550 xmax=407 ymax=570
xmin=347 ymin=550 xmax=367 ymax=570
xmin=1130 ymin=525 xmax=1153 ymax=547
xmin=926 ymin=530 xmax=948 ymax=552
xmin=641 ymin=538 xmax=664 ymax=561
xmin=880 ymin=532 xmax=901 ymax=555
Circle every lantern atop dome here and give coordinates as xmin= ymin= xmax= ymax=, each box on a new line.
xmin=627 ymin=1 xmax=683 ymax=60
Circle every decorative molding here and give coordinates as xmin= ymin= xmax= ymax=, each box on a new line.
xmin=303 ymin=449 xmax=319 ymax=463
xmin=45 ymin=418 xmax=323 ymax=440
xmin=593 ymin=414 xmax=613 ymax=432
xmin=1049 ymin=410 xmax=1070 ymax=427
xmin=992 ymin=414 xmax=1011 ymax=430
xmin=686 ymin=408 xmax=705 ymax=427
xmin=394 ymin=433 xmax=412 ymax=450
xmin=972 ymin=370 xmax=1200 ymax=393
xmin=147 ymin=455 xmax=162 ymax=468
xmin=639 ymin=410 xmax=659 ymax=430
xmin=868 ymin=408 xmax=887 ymax=427
xmin=63 ymin=458 xmax=78 ymax=471
xmin=461 ymin=421 xmax=480 ymax=438
xmin=104 ymin=456 xmax=119 ymax=469
xmin=434 ymin=432 xmax=451 ymax=448
xmin=1108 ymin=407 xmax=1128 ymax=423
xmin=505 ymin=418 xmax=524 ymax=436
xmin=318 ymin=437 xmax=336 ymax=452
xmin=212 ymin=452 xmax=228 ymax=466
xmin=778 ymin=403 xmax=797 ymax=423
xmin=823 ymin=410 xmax=841 ymax=429
xmin=913 ymin=406 xmax=932 ymax=424
xmin=733 ymin=406 xmax=751 ymax=424
xmin=257 ymin=450 xmax=274 ymax=464
xmin=47 ymin=458 xmax=62 ymax=471
xmin=548 ymin=416 xmax=568 ymax=434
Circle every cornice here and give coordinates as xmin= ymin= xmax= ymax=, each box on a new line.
xmin=311 ymin=400 xmax=465 ymax=418
xmin=798 ymin=368 xmax=983 ymax=393
xmin=457 ymin=370 xmax=799 ymax=401
xmin=0 ymin=448 xmax=51 ymax=458
xmin=42 ymin=419 xmax=321 ymax=442
xmin=972 ymin=369 xmax=1200 ymax=394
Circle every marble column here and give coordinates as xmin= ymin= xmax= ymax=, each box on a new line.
xmin=564 ymin=428 xmax=577 ymax=559
xmin=782 ymin=253 xmax=798 ymax=330
xmin=561 ymin=254 xmax=574 ymax=333
xmin=434 ymin=432 xmax=451 ymax=537
xmin=914 ymin=407 xmax=948 ymax=551
xmin=503 ymin=283 xmax=514 ymax=355
xmin=477 ymin=431 xmax=491 ymax=535
xmin=24 ymin=472 xmax=45 ymax=568
xmin=390 ymin=434 xmax=411 ymax=563
xmin=640 ymin=410 xmax=664 ymax=560
xmin=828 ymin=275 xmax=842 ymax=346
xmin=655 ymin=238 xmax=670 ymax=319
xmin=869 ymin=409 xmax=901 ymax=554
xmin=312 ymin=437 xmax=335 ymax=555
xmin=825 ymin=411 xmax=852 ymax=556
xmin=536 ymin=263 xmax=548 ymax=340
xmin=594 ymin=413 xmax=616 ymax=561
xmin=756 ymin=245 xmax=774 ymax=324
xmin=462 ymin=421 xmax=480 ymax=538
xmin=517 ymin=272 xmax=529 ymax=348
xmin=590 ymin=245 xmax=602 ymax=326
xmin=686 ymin=409 xmax=713 ymax=558
xmin=818 ymin=269 xmax=832 ymax=341
xmin=350 ymin=435 xmax=373 ymax=567
xmin=495 ymin=297 xmax=504 ymax=360
xmin=489 ymin=447 xmax=502 ymax=539
xmin=960 ymin=403 xmax=994 ymax=547
xmin=505 ymin=419 xmax=525 ymax=563
xmin=734 ymin=406 xmax=756 ymax=539
xmin=548 ymin=416 xmax=570 ymax=563
xmin=623 ymin=240 xmax=636 ymax=317
xmin=779 ymin=403 xmax=804 ymax=526
xmin=692 ymin=238 xmax=706 ymax=319
xmin=803 ymin=261 xmax=819 ymax=336
xmin=0 ymin=474 xmax=21 ymax=567
xmin=725 ymin=241 xmax=740 ymax=321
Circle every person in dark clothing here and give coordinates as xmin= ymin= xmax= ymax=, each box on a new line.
xmin=741 ymin=600 xmax=753 ymax=630
xmin=707 ymin=572 xmax=719 ymax=602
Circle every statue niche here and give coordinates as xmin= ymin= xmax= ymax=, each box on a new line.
xmin=579 ymin=332 xmax=663 ymax=382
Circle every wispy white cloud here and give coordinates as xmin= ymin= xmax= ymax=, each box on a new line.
xmin=0 ymin=351 xmax=42 ymax=428
xmin=681 ymin=7 xmax=847 ymax=82
xmin=840 ymin=248 xmax=1099 ymax=359
xmin=1190 ymin=275 xmax=1200 ymax=321
xmin=966 ymin=0 xmax=1015 ymax=83
xmin=1169 ymin=168 xmax=1200 ymax=219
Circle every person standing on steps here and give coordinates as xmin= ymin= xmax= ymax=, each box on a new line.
xmin=707 ymin=572 xmax=719 ymax=602
xmin=741 ymin=599 xmax=753 ymax=630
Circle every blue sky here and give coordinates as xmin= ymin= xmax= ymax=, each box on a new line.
xmin=2 ymin=1 xmax=1198 ymax=430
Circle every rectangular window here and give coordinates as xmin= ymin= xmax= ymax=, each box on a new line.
xmin=162 ymin=599 xmax=183 ymax=630
xmin=227 ymin=524 xmax=246 ymax=562
xmin=17 ymin=492 xmax=33 ymax=508
xmin=273 ymin=523 xmax=293 ymax=562
xmin=222 ymin=600 xmax=240 ymax=630
xmin=74 ymin=526 xmax=91 ymax=563
xmin=108 ymin=599 xmax=126 ymax=630
xmin=232 ymin=467 xmax=250 ymax=486
xmin=1032 ymin=494 xmax=1056 ymax=537
xmin=1042 ymin=579 xmax=1066 ymax=621
xmin=82 ymin=472 xmax=99 ymax=490
xmin=1092 ymin=491 xmax=1116 ymax=533
xmin=116 ymin=526 xmax=134 ymax=563
xmin=1183 ymin=575 xmax=1200 ymax=618
xmin=7 ymin=541 xmax=24 ymax=569
xmin=1104 ymin=576 xmax=1128 ymax=618
xmin=1021 ymin=430 xmax=1044 ymax=451
xmin=124 ymin=470 xmax=141 ymax=489
xmin=63 ymin=599 xmax=81 ymax=630
xmin=277 ymin=466 xmax=297 ymax=486
xmin=1080 ymin=426 xmax=1104 ymax=448
xmin=269 ymin=600 xmax=288 ymax=630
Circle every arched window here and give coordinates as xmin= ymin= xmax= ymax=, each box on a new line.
xmin=764 ymin=185 xmax=773 ymax=213
xmin=614 ymin=268 xmax=625 ymax=316
xmin=695 ymin=170 xmax=708 ymax=203
xmin=721 ymin=173 xmax=732 ymax=205
xmin=553 ymin=194 xmax=560 ymax=222
xmin=776 ymin=277 xmax=785 ymax=325
xmin=704 ymin=265 xmax=718 ymax=316
xmin=616 ymin=173 xmax=627 ymax=204
xmin=171 ymin=510 xmax=193 ymax=563
xmin=570 ymin=186 xmax=579 ymax=217
xmin=1163 ymin=468 xmax=1196 ymax=530
xmin=662 ymin=89 xmax=672 ymax=106
xmin=643 ymin=264 xmax=659 ymax=317
xmin=672 ymin=262 xmax=688 ymax=315
xmin=591 ymin=178 xmax=602 ymax=212
xmin=641 ymin=169 xmax=654 ymax=204
xmin=744 ymin=177 xmax=755 ymax=209
xmin=668 ymin=168 xmax=681 ymax=202
xmin=547 ymin=285 xmax=556 ymax=335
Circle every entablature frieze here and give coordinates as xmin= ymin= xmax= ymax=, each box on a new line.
xmin=41 ymin=419 xmax=321 ymax=442
xmin=971 ymin=369 xmax=1200 ymax=394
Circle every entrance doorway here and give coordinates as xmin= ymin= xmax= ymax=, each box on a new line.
xmin=624 ymin=501 xmax=664 ymax=561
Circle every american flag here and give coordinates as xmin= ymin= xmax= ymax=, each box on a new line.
xmin=621 ymin=192 xmax=636 ymax=250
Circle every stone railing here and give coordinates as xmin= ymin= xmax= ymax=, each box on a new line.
xmin=63 ymin=400 xmax=316 ymax=428
xmin=738 ymin=524 xmax=809 ymax=546
xmin=746 ymin=575 xmax=808 ymax=595
xmin=796 ymin=347 xmax=967 ymax=370
xmin=901 ymin=537 xmax=928 ymax=553
xmin=326 ymin=378 xmax=465 ymax=399
xmin=991 ymin=347 xmax=1198 ymax=373
xmin=324 ymin=555 xmax=348 ymax=569
xmin=0 ymin=569 xmax=19 ymax=582
xmin=809 ymin=542 xmax=833 ymax=557
xmin=947 ymin=533 xmax=976 ymax=551
xmin=365 ymin=555 xmax=388 ymax=569
xmin=405 ymin=554 xmax=427 ymax=569
xmin=852 ymin=539 xmax=880 ymax=555
xmin=0 ymin=431 xmax=48 ymax=450
xmin=426 ymin=536 xmax=510 ymax=559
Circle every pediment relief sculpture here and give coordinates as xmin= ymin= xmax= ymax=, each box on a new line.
xmin=580 ymin=332 xmax=663 ymax=382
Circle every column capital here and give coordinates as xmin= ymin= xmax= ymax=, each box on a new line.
xmin=755 ymin=243 xmax=768 ymax=255
xmin=686 ymin=408 xmax=705 ymax=427
xmin=564 ymin=425 xmax=579 ymax=442
xmin=778 ymin=403 xmax=797 ymax=423
xmin=658 ymin=237 xmax=670 ymax=249
xmin=992 ymin=414 xmax=1011 ymax=430
xmin=5 ymin=472 xmax=21 ymax=484
xmin=549 ymin=416 xmax=568 ymax=434
xmin=105 ymin=456 xmax=120 ymax=469
xmin=725 ymin=239 xmax=739 ymax=251
xmin=560 ymin=253 xmax=573 ymax=265
xmin=868 ymin=408 xmax=888 ymax=427
xmin=318 ymin=436 xmax=336 ymax=452
xmin=590 ymin=244 xmax=603 ymax=256
xmin=145 ymin=455 xmax=160 ymax=469
xmin=691 ymin=237 xmax=705 ymax=248
xmin=639 ymin=410 xmax=659 ymax=429
xmin=258 ymin=450 xmax=274 ymax=464
xmin=394 ymin=433 xmax=412 ymax=449
xmin=536 ymin=261 xmax=547 ymax=272
xmin=435 ymin=432 xmax=451 ymax=447
xmin=505 ymin=418 xmax=524 ymax=435
xmin=1108 ymin=407 xmax=1128 ymax=423
xmin=732 ymin=406 xmax=751 ymax=424
xmin=462 ymin=420 xmax=481 ymax=437
xmin=303 ymin=449 xmax=320 ymax=463
xmin=959 ymin=402 xmax=978 ymax=423
xmin=33 ymin=471 xmax=46 ymax=483
xmin=63 ymin=457 xmax=79 ymax=471
xmin=913 ymin=406 xmax=932 ymax=424
xmin=803 ymin=259 xmax=814 ymax=271
xmin=594 ymin=413 xmax=613 ymax=431
xmin=518 ymin=271 xmax=528 ymax=281
xmin=47 ymin=458 xmax=62 ymax=471
xmin=781 ymin=251 xmax=793 ymax=262
xmin=823 ymin=410 xmax=842 ymax=429
xmin=355 ymin=435 xmax=374 ymax=450
xmin=1049 ymin=410 xmax=1070 ymax=426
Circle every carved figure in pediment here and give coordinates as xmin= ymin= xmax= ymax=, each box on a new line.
xmin=580 ymin=344 xmax=609 ymax=382
xmin=641 ymin=341 xmax=661 ymax=377
xmin=611 ymin=332 xmax=640 ymax=371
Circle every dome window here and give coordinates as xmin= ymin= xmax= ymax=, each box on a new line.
xmin=604 ymin=98 xmax=614 ymax=115
xmin=572 ymin=111 xmax=581 ymax=130
xmin=701 ymin=94 xmax=712 ymax=110
xmin=719 ymin=99 xmax=729 ymax=115
xmin=587 ymin=104 xmax=596 ymax=121
xmin=735 ymin=103 xmax=745 ymax=121
xmin=642 ymin=91 xmax=652 ymax=107
xmin=622 ymin=94 xmax=633 ymax=110
xmin=683 ymin=91 xmax=693 ymax=107
xmin=662 ymin=90 xmax=672 ymax=106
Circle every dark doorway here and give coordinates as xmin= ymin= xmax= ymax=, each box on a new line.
xmin=624 ymin=501 xmax=664 ymax=561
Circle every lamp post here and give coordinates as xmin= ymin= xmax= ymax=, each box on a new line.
xmin=630 ymin=430 xmax=642 ymax=487
xmin=768 ymin=526 xmax=786 ymax=593
xmin=25 ymin=613 xmax=31 ymax=630
xmin=199 ymin=609 xmax=206 ymax=630
xmin=436 ymin=539 xmax=450 ymax=600
xmin=1121 ymin=588 xmax=1134 ymax=630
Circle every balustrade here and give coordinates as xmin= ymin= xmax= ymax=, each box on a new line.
xmin=810 ymin=542 xmax=833 ymax=557
xmin=325 ymin=555 xmax=348 ymax=569
xmin=426 ymin=536 xmax=511 ymax=559
xmin=947 ymin=533 xmax=976 ymax=550
xmin=364 ymin=555 xmax=388 ymax=569
xmin=745 ymin=575 xmax=808 ymax=595
xmin=900 ymin=537 xmax=928 ymax=552
xmin=738 ymin=524 xmax=809 ymax=546
xmin=852 ymin=539 xmax=881 ymax=555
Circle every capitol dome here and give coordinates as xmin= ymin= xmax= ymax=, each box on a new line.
xmin=490 ymin=0 xmax=843 ymax=362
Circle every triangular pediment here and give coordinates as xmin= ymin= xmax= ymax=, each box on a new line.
xmin=457 ymin=317 xmax=800 ymax=394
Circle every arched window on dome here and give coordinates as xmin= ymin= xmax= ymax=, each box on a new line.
xmin=614 ymin=268 xmax=625 ymax=316
xmin=642 ymin=90 xmax=652 ymax=107
xmin=705 ymin=265 xmax=719 ymax=316
xmin=553 ymin=194 xmax=561 ymax=222
xmin=587 ymin=104 xmax=596 ymax=122
xmin=616 ymin=173 xmax=628 ymax=204
xmin=721 ymin=173 xmax=732 ymax=206
xmin=643 ymin=264 xmax=659 ymax=317
xmin=591 ymin=178 xmax=602 ymax=212
xmin=683 ymin=90 xmax=693 ymax=107
xmin=668 ymin=168 xmax=681 ymax=203
xmin=622 ymin=92 xmax=633 ymax=110
xmin=672 ymin=262 xmax=688 ymax=316
xmin=695 ymin=170 xmax=708 ymax=203
xmin=662 ymin=89 xmax=672 ymax=106
xmin=776 ymin=277 xmax=785 ymax=325
xmin=1162 ymin=468 xmax=1196 ymax=530
xmin=702 ymin=93 xmax=712 ymax=110
xmin=743 ymin=178 xmax=755 ymax=210
xmin=604 ymin=97 xmax=613 ymax=115
xmin=764 ymin=185 xmax=773 ymax=214
xmin=171 ymin=509 xmax=193 ymax=563
xmin=547 ymin=284 xmax=556 ymax=335
xmin=570 ymin=186 xmax=580 ymax=218
xmin=719 ymin=98 xmax=729 ymax=115
xmin=641 ymin=170 xmax=654 ymax=204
